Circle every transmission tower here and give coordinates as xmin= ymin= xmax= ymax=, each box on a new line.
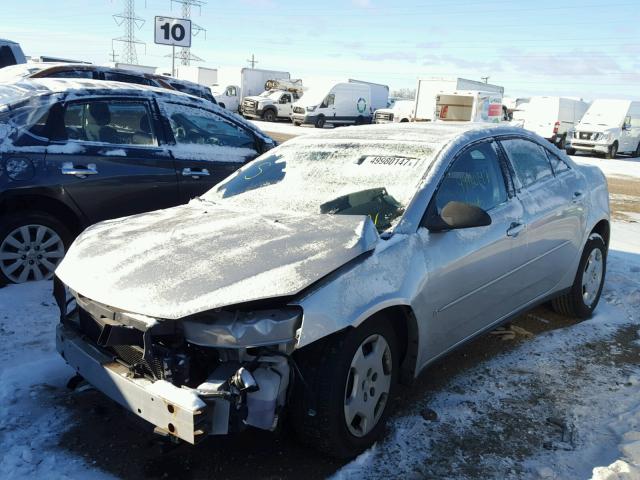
xmin=112 ymin=0 xmax=145 ymax=64
xmin=170 ymin=0 xmax=206 ymax=65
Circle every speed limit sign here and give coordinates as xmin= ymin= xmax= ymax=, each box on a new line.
xmin=154 ymin=16 xmax=191 ymax=47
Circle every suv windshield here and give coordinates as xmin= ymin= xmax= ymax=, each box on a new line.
xmin=204 ymin=140 xmax=436 ymax=232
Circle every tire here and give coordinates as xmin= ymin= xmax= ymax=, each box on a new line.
xmin=565 ymin=147 xmax=576 ymax=156
xmin=355 ymin=116 xmax=365 ymax=125
xmin=291 ymin=316 xmax=399 ymax=459
xmin=551 ymin=233 xmax=607 ymax=319
xmin=314 ymin=116 xmax=326 ymax=129
xmin=634 ymin=143 xmax=640 ymax=158
xmin=605 ymin=142 xmax=618 ymax=159
xmin=400 ymin=118 xmax=409 ymax=123
xmin=293 ymin=121 xmax=301 ymax=127
xmin=557 ymin=134 xmax=566 ymax=150
xmin=0 ymin=212 xmax=72 ymax=285
xmin=262 ymin=109 xmax=277 ymax=122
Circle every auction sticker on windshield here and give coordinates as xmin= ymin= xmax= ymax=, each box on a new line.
xmin=358 ymin=156 xmax=419 ymax=167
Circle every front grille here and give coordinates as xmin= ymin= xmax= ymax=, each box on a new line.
xmin=293 ymin=106 xmax=305 ymax=114
xmin=375 ymin=112 xmax=393 ymax=122
xmin=112 ymin=344 xmax=165 ymax=379
xmin=579 ymin=131 xmax=594 ymax=140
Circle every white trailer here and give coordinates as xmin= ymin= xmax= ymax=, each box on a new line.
xmin=348 ymin=79 xmax=389 ymax=111
xmin=176 ymin=66 xmax=218 ymax=86
xmin=109 ymin=63 xmax=158 ymax=75
xmin=213 ymin=68 xmax=291 ymax=112
xmin=414 ymin=77 xmax=504 ymax=121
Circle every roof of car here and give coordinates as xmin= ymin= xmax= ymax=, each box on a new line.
xmin=293 ymin=122 xmax=522 ymax=145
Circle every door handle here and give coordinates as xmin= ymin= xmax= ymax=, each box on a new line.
xmin=61 ymin=162 xmax=98 ymax=177
xmin=572 ymin=191 xmax=583 ymax=203
xmin=506 ymin=222 xmax=525 ymax=237
xmin=182 ymin=167 xmax=210 ymax=177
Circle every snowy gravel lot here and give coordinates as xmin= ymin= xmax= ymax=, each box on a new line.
xmin=0 ymin=140 xmax=638 ymax=479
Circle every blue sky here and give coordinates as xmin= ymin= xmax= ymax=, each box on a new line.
xmin=3 ymin=0 xmax=639 ymax=100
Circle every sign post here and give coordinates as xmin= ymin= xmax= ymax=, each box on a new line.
xmin=154 ymin=16 xmax=192 ymax=77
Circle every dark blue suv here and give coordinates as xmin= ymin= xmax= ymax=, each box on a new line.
xmin=0 ymin=78 xmax=275 ymax=284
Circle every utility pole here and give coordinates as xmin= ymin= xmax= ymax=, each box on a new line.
xmin=109 ymin=49 xmax=119 ymax=63
xmin=113 ymin=0 xmax=145 ymax=65
xmin=481 ymin=76 xmax=490 ymax=84
xmin=169 ymin=0 xmax=206 ymax=65
xmin=247 ymin=54 xmax=258 ymax=69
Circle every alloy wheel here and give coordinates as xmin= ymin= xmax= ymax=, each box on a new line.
xmin=0 ymin=224 xmax=65 ymax=283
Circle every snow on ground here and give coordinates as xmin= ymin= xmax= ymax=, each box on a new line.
xmin=0 ymin=221 xmax=638 ymax=479
xmin=571 ymin=154 xmax=640 ymax=179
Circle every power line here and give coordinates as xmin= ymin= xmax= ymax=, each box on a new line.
xmin=112 ymin=0 xmax=145 ymax=64
xmin=170 ymin=0 xmax=206 ymax=65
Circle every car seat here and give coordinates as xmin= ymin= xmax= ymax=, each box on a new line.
xmin=86 ymin=103 xmax=119 ymax=144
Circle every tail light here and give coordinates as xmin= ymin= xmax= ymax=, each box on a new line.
xmin=553 ymin=121 xmax=560 ymax=134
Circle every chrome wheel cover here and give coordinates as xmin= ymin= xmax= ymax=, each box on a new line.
xmin=582 ymin=247 xmax=603 ymax=307
xmin=344 ymin=333 xmax=393 ymax=438
xmin=0 ymin=224 xmax=65 ymax=283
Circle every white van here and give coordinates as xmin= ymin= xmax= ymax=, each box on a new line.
xmin=291 ymin=82 xmax=371 ymax=128
xmin=374 ymin=99 xmax=414 ymax=123
xmin=569 ymin=99 xmax=640 ymax=158
xmin=513 ymin=96 xmax=588 ymax=149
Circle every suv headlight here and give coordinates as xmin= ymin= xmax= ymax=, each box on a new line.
xmin=182 ymin=307 xmax=302 ymax=349
xmin=306 ymin=105 xmax=317 ymax=112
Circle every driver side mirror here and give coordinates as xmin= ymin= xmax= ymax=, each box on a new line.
xmin=425 ymin=201 xmax=492 ymax=232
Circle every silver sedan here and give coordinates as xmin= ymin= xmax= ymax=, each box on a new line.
xmin=55 ymin=122 xmax=610 ymax=458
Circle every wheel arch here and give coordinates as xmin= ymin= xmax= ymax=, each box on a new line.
xmin=0 ymin=193 xmax=85 ymax=236
xmin=591 ymin=218 xmax=610 ymax=249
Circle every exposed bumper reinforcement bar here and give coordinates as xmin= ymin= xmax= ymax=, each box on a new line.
xmin=56 ymin=323 xmax=211 ymax=444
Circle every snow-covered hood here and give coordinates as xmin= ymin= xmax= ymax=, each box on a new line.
xmin=56 ymin=201 xmax=379 ymax=320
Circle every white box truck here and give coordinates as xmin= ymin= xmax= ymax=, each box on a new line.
xmin=0 ymin=39 xmax=26 ymax=68
xmin=569 ymin=99 xmax=640 ymax=158
xmin=241 ymin=79 xmax=304 ymax=122
xmin=348 ymin=79 xmax=389 ymax=111
xmin=291 ymin=82 xmax=372 ymax=128
xmin=414 ymin=77 xmax=504 ymax=122
xmin=176 ymin=66 xmax=218 ymax=87
xmin=512 ymin=96 xmax=588 ymax=149
xmin=212 ymin=68 xmax=291 ymax=112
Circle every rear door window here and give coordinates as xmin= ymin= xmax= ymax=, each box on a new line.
xmin=501 ymin=138 xmax=554 ymax=189
xmin=103 ymin=72 xmax=152 ymax=86
xmin=49 ymin=69 xmax=94 ymax=79
xmin=63 ymin=100 xmax=157 ymax=146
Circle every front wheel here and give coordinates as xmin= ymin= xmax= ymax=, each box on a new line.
xmin=262 ymin=109 xmax=276 ymax=122
xmin=0 ymin=212 xmax=72 ymax=285
xmin=566 ymin=147 xmax=576 ymax=155
xmin=314 ymin=116 xmax=326 ymax=128
xmin=551 ymin=233 xmax=606 ymax=319
xmin=292 ymin=317 xmax=399 ymax=458
xmin=605 ymin=142 xmax=618 ymax=159
xmin=557 ymin=134 xmax=567 ymax=150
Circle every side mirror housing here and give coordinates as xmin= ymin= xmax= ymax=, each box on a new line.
xmin=425 ymin=201 xmax=492 ymax=232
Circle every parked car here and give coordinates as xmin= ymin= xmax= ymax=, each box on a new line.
xmin=213 ymin=67 xmax=291 ymax=112
xmin=0 ymin=63 xmax=217 ymax=103
xmin=569 ymin=99 xmax=640 ymax=158
xmin=292 ymin=81 xmax=372 ymax=128
xmin=374 ymin=99 xmax=414 ymax=124
xmin=0 ymin=39 xmax=26 ymax=69
xmin=0 ymin=78 xmax=275 ymax=284
xmin=54 ymin=123 xmax=609 ymax=458
xmin=512 ymin=96 xmax=588 ymax=149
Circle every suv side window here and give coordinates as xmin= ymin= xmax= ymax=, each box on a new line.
xmin=545 ymin=150 xmax=570 ymax=175
xmin=434 ymin=142 xmax=508 ymax=213
xmin=501 ymin=138 xmax=554 ymax=189
xmin=164 ymin=103 xmax=256 ymax=149
xmin=63 ymin=100 xmax=157 ymax=146
xmin=50 ymin=69 xmax=94 ymax=79
xmin=103 ymin=71 xmax=152 ymax=86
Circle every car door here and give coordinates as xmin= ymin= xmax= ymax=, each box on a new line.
xmin=418 ymin=140 xmax=527 ymax=361
xmin=499 ymin=137 xmax=585 ymax=299
xmin=279 ymin=93 xmax=293 ymax=117
xmin=44 ymin=97 xmax=180 ymax=224
xmin=159 ymin=100 xmax=260 ymax=202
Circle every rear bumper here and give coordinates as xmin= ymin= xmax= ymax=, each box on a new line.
xmin=56 ymin=323 xmax=213 ymax=444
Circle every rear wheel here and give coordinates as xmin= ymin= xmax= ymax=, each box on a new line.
xmin=551 ymin=233 xmax=606 ymax=319
xmin=0 ymin=212 xmax=72 ymax=285
xmin=292 ymin=317 xmax=399 ymax=458
xmin=605 ymin=142 xmax=618 ymax=159
xmin=262 ymin=109 xmax=277 ymax=122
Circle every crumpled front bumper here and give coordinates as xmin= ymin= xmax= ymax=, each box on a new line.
xmin=56 ymin=323 xmax=214 ymax=444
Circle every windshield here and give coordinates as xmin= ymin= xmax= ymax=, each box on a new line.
xmin=203 ymin=140 xmax=437 ymax=232
xmin=581 ymin=100 xmax=629 ymax=126
xmin=297 ymin=87 xmax=328 ymax=106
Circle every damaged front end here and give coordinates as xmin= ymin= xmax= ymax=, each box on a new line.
xmin=54 ymin=277 xmax=299 ymax=444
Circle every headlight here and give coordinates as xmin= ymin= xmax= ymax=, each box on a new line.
xmin=592 ymin=133 xmax=602 ymax=141
xmin=306 ymin=105 xmax=317 ymax=112
xmin=182 ymin=308 xmax=302 ymax=348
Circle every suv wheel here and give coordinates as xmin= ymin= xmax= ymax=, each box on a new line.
xmin=551 ymin=233 xmax=606 ymax=319
xmin=0 ymin=212 xmax=71 ymax=285
xmin=605 ymin=142 xmax=618 ymax=159
xmin=292 ymin=317 xmax=399 ymax=458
